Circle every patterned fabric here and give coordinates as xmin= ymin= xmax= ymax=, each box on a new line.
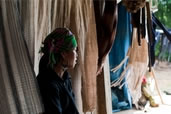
xmin=40 ymin=28 xmax=77 ymax=68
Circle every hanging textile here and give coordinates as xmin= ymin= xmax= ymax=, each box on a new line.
xmin=17 ymin=0 xmax=36 ymax=65
xmin=0 ymin=1 xmax=44 ymax=113
xmin=131 ymin=6 xmax=146 ymax=46
xmin=127 ymin=29 xmax=149 ymax=109
xmin=69 ymin=0 xmax=98 ymax=112
xmin=109 ymin=3 xmax=132 ymax=112
xmin=93 ymin=0 xmax=118 ymax=75
xmin=115 ymin=3 xmax=149 ymax=109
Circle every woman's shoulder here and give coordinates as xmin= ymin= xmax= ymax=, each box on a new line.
xmin=37 ymin=71 xmax=57 ymax=86
xmin=37 ymin=74 xmax=61 ymax=93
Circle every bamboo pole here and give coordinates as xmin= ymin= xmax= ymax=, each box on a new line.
xmin=151 ymin=68 xmax=164 ymax=104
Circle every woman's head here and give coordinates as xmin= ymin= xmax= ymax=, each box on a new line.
xmin=40 ymin=28 xmax=78 ymax=69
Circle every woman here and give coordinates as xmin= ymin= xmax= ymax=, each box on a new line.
xmin=37 ymin=28 xmax=79 ymax=114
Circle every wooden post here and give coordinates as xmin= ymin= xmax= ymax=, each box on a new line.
xmin=97 ymin=56 xmax=112 ymax=114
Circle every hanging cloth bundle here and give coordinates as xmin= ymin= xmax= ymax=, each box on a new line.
xmin=146 ymin=2 xmax=154 ymax=71
xmin=94 ymin=0 xmax=118 ymax=75
xmin=131 ymin=5 xmax=146 ymax=46
xmin=122 ymin=0 xmax=146 ymax=13
xmin=131 ymin=2 xmax=155 ymax=72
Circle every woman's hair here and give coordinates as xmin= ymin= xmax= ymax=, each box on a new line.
xmin=38 ymin=54 xmax=50 ymax=73
xmin=39 ymin=28 xmax=77 ymax=69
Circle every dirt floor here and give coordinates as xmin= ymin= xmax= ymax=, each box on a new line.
xmin=154 ymin=61 xmax=171 ymax=95
xmin=115 ymin=61 xmax=171 ymax=114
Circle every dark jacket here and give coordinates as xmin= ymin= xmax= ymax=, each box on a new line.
xmin=37 ymin=68 xmax=79 ymax=114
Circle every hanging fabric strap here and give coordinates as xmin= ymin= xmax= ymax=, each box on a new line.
xmin=146 ymin=2 xmax=153 ymax=71
xmin=152 ymin=13 xmax=171 ymax=42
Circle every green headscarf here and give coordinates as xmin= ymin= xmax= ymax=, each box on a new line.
xmin=40 ymin=28 xmax=77 ymax=68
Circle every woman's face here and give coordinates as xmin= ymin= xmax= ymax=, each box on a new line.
xmin=62 ymin=47 xmax=78 ymax=68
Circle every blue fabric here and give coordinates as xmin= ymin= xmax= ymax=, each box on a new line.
xmin=109 ymin=3 xmax=132 ymax=112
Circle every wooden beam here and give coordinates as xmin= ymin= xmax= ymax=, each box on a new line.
xmin=97 ymin=56 xmax=112 ymax=114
